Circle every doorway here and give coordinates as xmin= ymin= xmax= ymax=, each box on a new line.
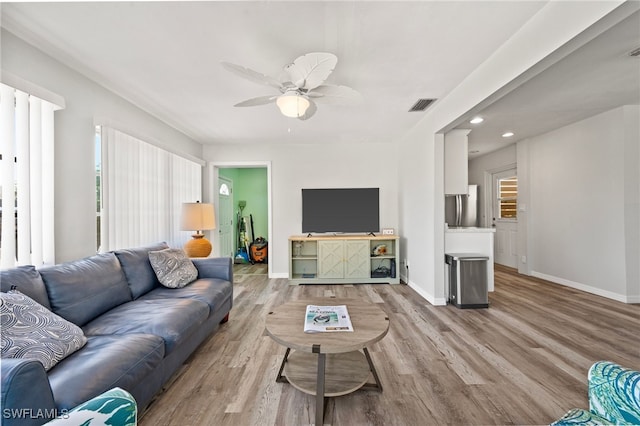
xmin=490 ymin=168 xmax=518 ymax=268
xmin=218 ymin=176 xmax=234 ymax=259
xmin=208 ymin=162 xmax=272 ymax=277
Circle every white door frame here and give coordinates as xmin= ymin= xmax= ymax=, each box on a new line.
xmin=483 ymin=163 xmax=517 ymax=228
xmin=484 ymin=164 xmax=518 ymax=268
xmin=206 ymin=161 xmax=273 ymax=278
xmin=217 ymin=176 xmax=234 ymax=259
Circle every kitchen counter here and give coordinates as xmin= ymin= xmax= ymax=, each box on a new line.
xmin=445 ymin=227 xmax=495 ymax=292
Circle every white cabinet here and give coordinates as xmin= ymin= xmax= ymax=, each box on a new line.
xmin=318 ymin=239 xmax=369 ymax=279
xmin=444 ymin=129 xmax=471 ymax=195
xmin=289 ymin=235 xmax=400 ymax=284
xmin=318 ymin=240 xmax=346 ymax=278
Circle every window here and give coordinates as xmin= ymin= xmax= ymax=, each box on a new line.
xmin=0 ymin=83 xmax=61 ymax=268
xmin=98 ymin=127 xmax=202 ymax=251
xmin=497 ymin=176 xmax=518 ymax=219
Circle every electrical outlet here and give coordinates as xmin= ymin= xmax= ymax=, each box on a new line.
xmin=521 ymin=255 xmax=527 ymax=264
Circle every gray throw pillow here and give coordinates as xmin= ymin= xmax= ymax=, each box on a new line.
xmin=1 ymin=290 xmax=87 ymax=371
xmin=148 ymin=248 xmax=198 ymax=288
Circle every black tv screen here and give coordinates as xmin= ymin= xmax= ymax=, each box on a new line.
xmin=302 ymin=188 xmax=380 ymax=234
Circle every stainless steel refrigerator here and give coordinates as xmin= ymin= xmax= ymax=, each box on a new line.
xmin=445 ymin=184 xmax=479 ymax=227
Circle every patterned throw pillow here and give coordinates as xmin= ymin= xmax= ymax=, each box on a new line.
xmin=148 ymin=248 xmax=198 ymax=289
xmin=1 ymin=290 xmax=87 ymax=371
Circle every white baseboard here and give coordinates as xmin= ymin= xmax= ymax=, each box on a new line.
xmin=406 ymin=279 xmax=447 ymax=306
xmin=271 ymin=272 xmax=289 ymax=279
xmin=531 ymin=271 xmax=637 ymax=304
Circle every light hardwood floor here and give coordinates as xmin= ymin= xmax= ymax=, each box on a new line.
xmin=139 ymin=265 xmax=639 ymax=425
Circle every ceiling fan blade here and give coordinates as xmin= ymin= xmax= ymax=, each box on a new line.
xmin=221 ymin=62 xmax=283 ymax=91
xmin=285 ymin=52 xmax=337 ymax=91
xmin=298 ymin=98 xmax=317 ymax=121
xmin=308 ymin=84 xmax=363 ymax=106
xmin=233 ymin=95 xmax=277 ymax=107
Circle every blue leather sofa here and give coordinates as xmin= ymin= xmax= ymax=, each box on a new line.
xmin=1 ymin=243 xmax=233 ymax=426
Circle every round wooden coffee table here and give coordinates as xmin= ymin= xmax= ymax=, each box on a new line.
xmin=265 ymin=298 xmax=389 ymax=426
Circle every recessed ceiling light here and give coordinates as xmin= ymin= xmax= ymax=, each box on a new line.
xmin=470 ymin=117 xmax=484 ymax=124
xmin=502 ymin=132 xmax=514 ymax=138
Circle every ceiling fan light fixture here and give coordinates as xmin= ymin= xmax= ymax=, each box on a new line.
xmin=276 ymin=92 xmax=310 ymax=118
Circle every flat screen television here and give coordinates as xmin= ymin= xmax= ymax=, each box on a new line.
xmin=302 ymin=188 xmax=380 ymax=234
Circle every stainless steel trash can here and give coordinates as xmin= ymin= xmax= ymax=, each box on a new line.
xmin=445 ymin=253 xmax=489 ymax=309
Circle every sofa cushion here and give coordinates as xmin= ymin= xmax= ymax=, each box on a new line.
xmin=1 ymin=291 xmax=87 ymax=371
xmin=0 ymin=265 xmax=51 ymax=309
xmin=48 ymin=334 xmax=164 ymax=410
xmin=114 ymin=242 xmax=169 ymax=299
xmin=148 ymin=248 xmax=198 ymax=288
xmin=39 ymin=253 xmax=132 ymax=326
xmin=81 ymin=298 xmax=209 ymax=354
xmin=140 ymin=278 xmax=232 ymax=313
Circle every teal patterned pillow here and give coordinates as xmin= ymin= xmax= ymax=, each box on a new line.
xmin=46 ymin=387 xmax=137 ymax=425
xmin=148 ymin=248 xmax=198 ymax=288
xmin=1 ymin=290 xmax=87 ymax=371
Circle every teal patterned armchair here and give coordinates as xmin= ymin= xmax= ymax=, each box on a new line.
xmin=552 ymin=361 xmax=640 ymax=425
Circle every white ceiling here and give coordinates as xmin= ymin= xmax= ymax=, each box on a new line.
xmin=454 ymin=7 xmax=640 ymax=158
xmin=1 ymin=1 xmax=638 ymax=157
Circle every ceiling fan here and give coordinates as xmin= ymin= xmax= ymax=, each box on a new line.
xmin=221 ymin=52 xmax=362 ymax=120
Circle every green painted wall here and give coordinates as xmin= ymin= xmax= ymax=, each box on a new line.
xmin=219 ymin=167 xmax=268 ymax=250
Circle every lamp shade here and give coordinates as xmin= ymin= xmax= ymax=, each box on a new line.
xmin=276 ymin=92 xmax=310 ymax=118
xmin=181 ymin=202 xmax=216 ymax=232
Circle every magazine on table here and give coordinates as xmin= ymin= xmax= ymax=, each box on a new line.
xmin=304 ymin=304 xmax=354 ymax=333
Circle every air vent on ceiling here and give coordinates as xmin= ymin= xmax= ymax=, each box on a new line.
xmin=409 ymin=98 xmax=437 ymax=112
xmin=629 ymin=47 xmax=640 ymax=57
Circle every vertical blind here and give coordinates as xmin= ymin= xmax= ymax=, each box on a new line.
xmin=100 ymin=127 xmax=202 ymax=251
xmin=0 ymin=83 xmax=57 ymax=268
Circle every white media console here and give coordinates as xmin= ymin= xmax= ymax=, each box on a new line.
xmin=289 ymin=234 xmax=400 ymax=284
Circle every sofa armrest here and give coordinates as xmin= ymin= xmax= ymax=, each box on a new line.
xmin=192 ymin=257 xmax=233 ymax=282
xmin=1 ymin=358 xmax=57 ymax=426
xmin=588 ymin=361 xmax=640 ymax=425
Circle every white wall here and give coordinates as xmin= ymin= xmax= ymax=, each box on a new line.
xmin=623 ymin=105 xmax=640 ymax=300
xmin=1 ymin=29 xmax=202 ymax=262
xmin=203 ymin=142 xmax=399 ymax=277
xmin=523 ymin=106 xmax=639 ymax=302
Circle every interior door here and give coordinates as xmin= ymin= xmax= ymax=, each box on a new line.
xmin=218 ymin=176 xmax=234 ymax=258
xmin=492 ymin=169 xmax=518 ymax=268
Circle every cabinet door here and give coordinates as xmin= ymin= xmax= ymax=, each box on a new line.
xmin=318 ymin=240 xmax=344 ymax=278
xmin=444 ymin=129 xmax=470 ymax=195
xmin=344 ymin=240 xmax=370 ymax=279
